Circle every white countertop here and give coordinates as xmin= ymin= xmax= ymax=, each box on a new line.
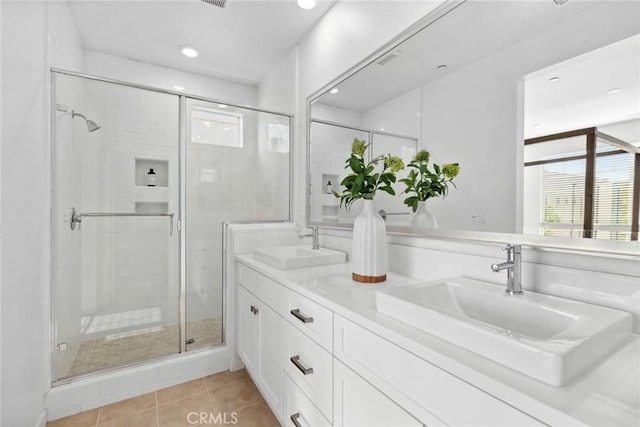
xmin=236 ymin=255 xmax=640 ymax=427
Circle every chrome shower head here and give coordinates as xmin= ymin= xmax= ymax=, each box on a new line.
xmin=71 ymin=110 xmax=101 ymax=133
xmin=86 ymin=120 xmax=101 ymax=133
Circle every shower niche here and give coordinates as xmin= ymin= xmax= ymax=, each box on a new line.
xmin=135 ymin=158 xmax=169 ymax=187
xmin=134 ymin=158 xmax=170 ymax=214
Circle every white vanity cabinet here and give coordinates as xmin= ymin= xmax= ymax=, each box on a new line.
xmin=236 ymin=261 xmax=546 ymax=427
xmin=236 ymin=268 xmax=285 ymax=423
xmin=237 ymin=285 xmax=259 ymax=375
xmin=334 ymin=359 xmax=424 ymax=427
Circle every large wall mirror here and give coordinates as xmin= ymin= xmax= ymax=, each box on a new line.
xmin=307 ymin=0 xmax=640 ymax=255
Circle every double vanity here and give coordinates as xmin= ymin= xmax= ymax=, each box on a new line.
xmin=235 ymin=242 xmax=638 ymax=426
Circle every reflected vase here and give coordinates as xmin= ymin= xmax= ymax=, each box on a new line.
xmin=352 ymin=199 xmax=387 ymax=283
xmin=411 ymin=201 xmax=437 ymax=234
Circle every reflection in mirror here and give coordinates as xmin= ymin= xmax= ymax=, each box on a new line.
xmin=308 ymin=0 xmax=639 ymax=248
xmin=523 ymin=127 xmax=639 ymax=241
xmin=309 ymin=120 xmax=416 ymax=225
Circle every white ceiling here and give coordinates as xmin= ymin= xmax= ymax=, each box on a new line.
xmin=67 ymin=0 xmax=336 ymax=85
xmin=317 ymin=0 xmax=612 ymax=112
xmin=524 ymin=34 xmax=640 ymax=140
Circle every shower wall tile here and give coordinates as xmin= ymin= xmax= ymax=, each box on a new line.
xmin=78 ymin=80 xmax=180 ymax=335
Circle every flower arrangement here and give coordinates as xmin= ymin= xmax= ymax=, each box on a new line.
xmin=400 ymin=149 xmax=460 ymax=212
xmin=333 ymin=138 xmax=405 ymax=210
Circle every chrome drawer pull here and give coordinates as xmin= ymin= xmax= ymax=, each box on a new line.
xmin=290 ymin=309 xmax=313 ymax=324
xmin=290 ymin=355 xmax=314 ymax=375
xmin=290 ymin=412 xmax=303 ymax=427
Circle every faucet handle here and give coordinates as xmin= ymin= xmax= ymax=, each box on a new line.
xmin=500 ymin=244 xmax=514 ymax=257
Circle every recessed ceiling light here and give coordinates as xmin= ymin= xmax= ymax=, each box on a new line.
xmin=549 ymin=76 xmax=560 ymax=82
xmin=330 ymin=88 xmax=339 ymax=95
xmin=173 ymin=85 xmax=184 ymax=91
xmin=437 ymin=64 xmax=447 ymax=70
xmin=204 ymin=121 xmax=212 ymax=127
xmin=218 ymin=104 xmax=228 ymax=109
xmin=181 ymin=46 xmax=198 ymax=58
xmin=297 ymin=0 xmax=316 ymax=9
xmin=607 ymin=88 xmax=622 ymax=94
xmin=380 ymin=128 xmax=385 ymax=132
xmin=532 ymin=123 xmax=543 ymax=129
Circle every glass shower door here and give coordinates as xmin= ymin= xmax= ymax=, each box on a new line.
xmin=53 ymin=74 xmax=181 ymax=379
xmin=184 ymin=99 xmax=290 ymax=350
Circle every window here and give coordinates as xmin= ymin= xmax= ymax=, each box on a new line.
xmin=524 ymin=128 xmax=639 ymax=241
xmin=190 ymin=106 xmax=243 ymax=148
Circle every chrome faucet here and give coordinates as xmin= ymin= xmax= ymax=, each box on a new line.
xmin=491 ymin=244 xmax=523 ymax=295
xmin=299 ymin=225 xmax=319 ymax=250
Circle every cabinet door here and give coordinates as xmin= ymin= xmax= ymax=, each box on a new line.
xmin=237 ymin=285 xmax=258 ymax=375
xmin=334 ymin=359 xmax=423 ymax=427
xmin=258 ymin=302 xmax=284 ymax=421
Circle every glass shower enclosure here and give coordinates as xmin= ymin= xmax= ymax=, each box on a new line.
xmin=51 ymin=70 xmax=291 ymax=382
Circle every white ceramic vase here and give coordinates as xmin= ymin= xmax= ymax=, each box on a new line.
xmin=352 ymin=199 xmax=387 ymax=283
xmin=411 ymin=201 xmax=437 ymax=234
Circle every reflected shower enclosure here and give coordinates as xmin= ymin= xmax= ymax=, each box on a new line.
xmin=51 ymin=71 xmax=291 ymax=381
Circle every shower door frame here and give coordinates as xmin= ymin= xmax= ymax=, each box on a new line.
xmin=50 ymin=68 xmax=294 ymax=385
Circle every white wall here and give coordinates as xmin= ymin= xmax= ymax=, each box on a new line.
xmin=0 ymin=1 xmax=3 ymax=422
xmin=258 ymin=46 xmax=297 ymax=114
xmin=1 ymin=0 xmax=84 ymax=424
xmin=361 ymin=87 xmax=421 ymax=138
xmin=83 ymin=51 xmax=257 ymax=107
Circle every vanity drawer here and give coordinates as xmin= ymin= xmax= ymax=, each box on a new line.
xmin=237 ymin=264 xmax=283 ymax=312
xmin=284 ymin=373 xmax=331 ymax=427
xmin=284 ymin=288 xmax=333 ymax=352
xmin=333 ymin=315 xmax=543 ymax=427
xmin=284 ymin=323 xmax=333 ymax=422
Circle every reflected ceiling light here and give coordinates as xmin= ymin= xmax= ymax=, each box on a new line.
xmin=607 ymin=88 xmax=622 ymax=94
xmin=218 ymin=104 xmax=228 ymax=108
xmin=181 ymin=46 xmax=199 ymax=58
xmin=173 ymin=85 xmax=185 ymax=91
xmin=532 ymin=123 xmax=543 ymax=129
xmin=297 ymin=0 xmax=316 ymax=9
xmin=549 ymin=76 xmax=560 ymax=82
xmin=330 ymin=88 xmax=339 ymax=95
xmin=204 ymin=121 xmax=212 ymax=127
xmin=380 ymin=128 xmax=385 ymax=132
xmin=437 ymin=64 xmax=447 ymax=70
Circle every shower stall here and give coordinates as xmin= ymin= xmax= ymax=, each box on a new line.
xmin=51 ymin=70 xmax=291 ymax=382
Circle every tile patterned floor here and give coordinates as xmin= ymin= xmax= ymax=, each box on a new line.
xmin=63 ymin=318 xmax=222 ymax=378
xmin=47 ymin=369 xmax=280 ymax=427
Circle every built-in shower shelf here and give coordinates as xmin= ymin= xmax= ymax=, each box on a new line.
xmin=135 ymin=202 xmax=169 ymax=214
xmin=134 ymin=186 xmax=169 ymax=202
xmin=135 ymin=158 xmax=169 ymax=187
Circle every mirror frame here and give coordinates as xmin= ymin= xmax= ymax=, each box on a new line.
xmin=305 ymin=0 xmax=639 ymax=257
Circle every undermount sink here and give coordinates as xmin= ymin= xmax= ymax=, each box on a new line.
xmin=376 ymin=277 xmax=632 ymax=386
xmin=252 ymin=245 xmax=346 ymax=270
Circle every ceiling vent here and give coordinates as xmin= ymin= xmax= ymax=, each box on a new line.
xmin=552 ymin=0 xmax=570 ymax=5
xmin=200 ymin=0 xmax=227 ymax=8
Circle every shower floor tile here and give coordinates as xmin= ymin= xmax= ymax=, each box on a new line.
xmin=61 ymin=318 xmax=222 ymax=378
xmin=47 ymin=369 xmax=279 ymax=427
